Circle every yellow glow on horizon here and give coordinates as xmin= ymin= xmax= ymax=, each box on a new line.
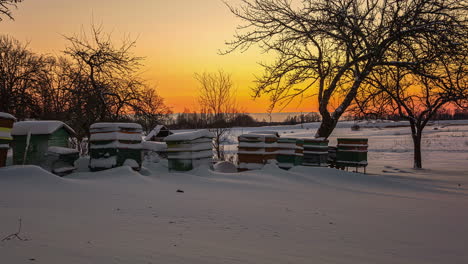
xmin=1 ymin=0 xmax=319 ymax=113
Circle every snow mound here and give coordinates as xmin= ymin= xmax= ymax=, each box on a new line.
xmin=288 ymin=166 xmax=443 ymax=194
xmin=74 ymin=156 xmax=90 ymax=172
xmin=213 ymin=161 xmax=237 ymax=173
xmin=69 ymin=166 xmax=149 ymax=183
xmin=0 ymin=165 xmax=66 ymax=184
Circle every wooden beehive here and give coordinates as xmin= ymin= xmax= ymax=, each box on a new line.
xmin=276 ymin=138 xmax=303 ymax=170
xmin=336 ymin=138 xmax=368 ymax=170
xmin=238 ymin=132 xmax=279 ymax=171
xmin=303 ymin=138 xmax=329 ymax=167
xmin=11 ymin=121 xmax=77 ymax=171
xmin=164 ymin=130 xmax=214 ymax=172
xmin=45 ymin=146 xmax=80 ymax=176
xmin=89 ymin=123 xmax=143 ymax=171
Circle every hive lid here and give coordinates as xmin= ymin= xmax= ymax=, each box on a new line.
xmin=90 ymin=122 xmax=142 ymax=131
xmin=337 ymin=138 xmax=368 ymax=142
xmin=165 ymin=129 xmax=214 ymax=142
xmin=249 ymin=131 xmax=280 ymax=137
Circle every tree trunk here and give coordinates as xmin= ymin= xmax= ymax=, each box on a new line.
xmin=315 ymin=115 xmax=337 ymax=138
xmin=412 ymin=132 xmax=423 ymax=169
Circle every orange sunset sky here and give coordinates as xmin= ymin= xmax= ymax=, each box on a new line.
xmin=1 ymin=0 xmax=318 ymax=113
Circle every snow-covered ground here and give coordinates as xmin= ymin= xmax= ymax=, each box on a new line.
xmin=1 ymin=120 xmax=468 ymax=263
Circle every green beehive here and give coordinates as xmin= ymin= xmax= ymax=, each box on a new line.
xmin=276 ymin=138 xmax=303 ymax=170
xmin=89 ymin=123 xmax=143 ymax=171
xmin=303 ymin=138 xmax=329 ymax=167
xmin=0 ymin=112 xmax=16 ymax=167
xmin=336 ymin=138 xmax=368 ymax=170
xmin=11 ymin=121 xmax=78 ymax=174
xmin=45 ymin=146 xmax=80 ymax=175
xmin=165 ymin=129 xmax=214 ymax=172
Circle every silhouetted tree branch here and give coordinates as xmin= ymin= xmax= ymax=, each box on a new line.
xmin=352 ymin=44 xmax=467 ymax=168
xmin=0 ymin=0 xmax=22 ymax=21
xmin=224 ymin=0 xmax=467 ymax=138
xmin=63 ymin=24 xmax=144 ymax=122
xmin=2 ymin=218 xmax=28 ymax=241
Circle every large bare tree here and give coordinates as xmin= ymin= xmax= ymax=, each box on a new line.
xmin=196 ymin=70 xmax=238 ymax=161
xmin=224 ymin=0 xmax=467 ymax=138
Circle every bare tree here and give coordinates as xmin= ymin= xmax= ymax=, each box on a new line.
xmin=63 ymin=24 xmax=144 ymax=122
xmin=0 ymin=0 xmax=22 ymax=21
xmin=354 ymin=49 xmax=467 ymax=168
xmin=0 ymin=29 xmax=172 ymax=154
xmin=195 ymin=70 xmax=237 ymax=161
xmin=0 ymin=35 xmax=47 ymax=119
xmin=34 ymin=56 xmax=78 ymax=120
xmin=224 ymin=0 xmax=467 ymax=138
xmin=132 ymin=85 xmax=173 ymax=133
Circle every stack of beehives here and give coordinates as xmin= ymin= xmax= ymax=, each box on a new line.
xmin=276 ymin=138 xmax=303 ymax=170
xmin=336 ymin=138 xmax=368 ymax=171
xmin=0 ymin=112 xmax=15 ymax=167
xmin=237 ymin=132 xmax=279 ymax=171
xmin=302 ymin=138 xmax=329 ymax=167
xmin=164 ymin=130 xmax=214 ymax=171
xmin=89 ymin=123 xmax=143 ymax=171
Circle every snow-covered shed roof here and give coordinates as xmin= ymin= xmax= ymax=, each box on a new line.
xmin=164 ymin=129 xmax=214 ymax=142
xmin=11 ymin=121 xmax=75 ymax=136
xmin=144 ymin=125 xmax=172 ymax=141
xmin=0 ymin=112 xmax=16 ymax=120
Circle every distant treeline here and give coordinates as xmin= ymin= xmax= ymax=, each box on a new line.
xmin=346 ymin=108 xmax=468 ymax=122
xmin=168 ymin=109 xmax=468 ymax=129
xmin=167 ymin=112 xmax=322 ymax=129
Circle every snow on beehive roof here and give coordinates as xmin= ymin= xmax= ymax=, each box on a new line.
xmin=249 ymin=131 xmax=280 ymax=137
xmin=90 ymin=122 xmax=142 ymax=131
xmin=142 ymin=141 xmax=167 ymax=151
xmin=240 ymin=133 xmax=278 ymax=139
xmin=11 ymin=121 xmax=75 ymax=136
xmin=164 ymin=129 xmax=214 ymax=142
xmin=0 ymin=112 xmax=16 ymax=120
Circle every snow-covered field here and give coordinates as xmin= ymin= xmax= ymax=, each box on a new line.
xmin=1 ymin=120 xmax=468 ymax=264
